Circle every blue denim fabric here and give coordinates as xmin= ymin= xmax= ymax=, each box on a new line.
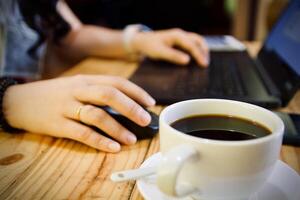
xmin=0 ymin=0 xmax=45 ymax=80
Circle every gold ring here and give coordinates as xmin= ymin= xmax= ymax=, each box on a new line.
xmin=75 ymin=105 xmax=84 ymax=121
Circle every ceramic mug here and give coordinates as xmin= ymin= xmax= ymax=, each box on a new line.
xmin=157 ymin=99 xmax=284 ymax=200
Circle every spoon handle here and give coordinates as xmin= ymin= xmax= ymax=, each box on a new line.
xmin=110 ymin=166 xmax=156 ymax=182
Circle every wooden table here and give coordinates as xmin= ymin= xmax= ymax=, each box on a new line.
xmin=0 ymin=43 xmax=299 ymax=199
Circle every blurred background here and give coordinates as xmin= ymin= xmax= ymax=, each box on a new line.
xmin=66 ymin=0 xmax=289 ymax=41
xmin=44 ymin=0 xmax=291 ymax=78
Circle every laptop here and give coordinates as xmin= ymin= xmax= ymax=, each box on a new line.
xmin=130 ymin=0 xmax=300 ymax=108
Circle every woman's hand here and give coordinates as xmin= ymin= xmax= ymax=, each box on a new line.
xmin=3 ymin=75 xmax=155 ymax=153
xmin=132 ymin=28 xmax=210 ymax=67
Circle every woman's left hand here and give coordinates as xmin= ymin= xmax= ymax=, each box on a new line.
xmin=132 ymin=28 xmax=209 ymax=67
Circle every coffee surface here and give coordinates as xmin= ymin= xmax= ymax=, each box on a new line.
xmin=171 ymin=115 xmax=271 ymax=141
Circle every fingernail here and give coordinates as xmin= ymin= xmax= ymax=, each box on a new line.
xmin=126 ymin=134 xmax=137 ymax=144
xmin=147 ymin=97 xmax=156 ymax=106
xmin=181 ymin=55 xmax=190 ymax=63
xmin=108 ymin=141 xmax=121 ymax=152
xmin=140 ymin=111 xmax=151 ymax=126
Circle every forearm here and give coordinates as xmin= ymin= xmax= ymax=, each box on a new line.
xmin=54 ymin=1 xmax=129 ymax=60
xmin=59 ymin=25 xmax=128 ymax=60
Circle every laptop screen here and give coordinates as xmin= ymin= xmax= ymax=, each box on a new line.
xmin=264 ymin=0 xmax=300 ymax=75
xmin=258 ymin=0 xmax=300 ymax=106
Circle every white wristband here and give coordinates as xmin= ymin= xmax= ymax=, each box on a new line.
xmin=123 ymin=24 xmax=152 ymax=56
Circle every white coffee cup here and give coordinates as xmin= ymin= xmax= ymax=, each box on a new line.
xmin=157 ymin=99 xmax=284 ymax=200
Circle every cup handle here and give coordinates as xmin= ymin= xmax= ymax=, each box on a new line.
xmin=157 ymin=145 xmax=199 ymax=197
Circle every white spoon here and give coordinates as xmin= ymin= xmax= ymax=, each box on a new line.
xmin=110 ymin=166 xmax=157 ymax=182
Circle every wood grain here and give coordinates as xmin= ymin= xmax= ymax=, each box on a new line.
xmin=0 ymin=133 xmax=53 ymax=197
xmin=0 ymin=43 xmax=299 ymax=200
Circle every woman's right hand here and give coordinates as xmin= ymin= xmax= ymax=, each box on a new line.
xmin=3 ymin=75 xmax=155 ymax=152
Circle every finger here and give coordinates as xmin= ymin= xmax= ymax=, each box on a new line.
xmin=188 ymin=33 xmax=210 ymax=65
xmin=83 ymin=76 xmax=155 ymax=106
xmin=188 ymin=32 xmax=209 ymax=53
xmin=155 ymin=45 xmax=190 ymax=65
xmin=61 ymin=118 xmax=121 ymax=152
xmin=73 ymin=85 xmax=151 ymax=126
xmin=172 ymin=32 xmax=208 ymax=67
xmin=77 ymin=105 xmax=137 ymax=145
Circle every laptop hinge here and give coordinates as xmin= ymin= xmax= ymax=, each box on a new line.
xmin=254 ymin=59 xmax=281 ymax=98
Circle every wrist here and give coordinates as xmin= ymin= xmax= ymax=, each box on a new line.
xmin=122 ymin=24 xmax=152 ymax=59
xmin=131 ymin=32 xmax=146 ymax=55
xmin=3 ymin=85 xmax=20 ymax=128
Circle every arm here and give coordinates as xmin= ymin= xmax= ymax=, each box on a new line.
xmin=1 ymin=1 xmax=157 ymax=153
xmin=55 ymin=1 xmax=132 ymax=60
xmin=60 ymin=25 xmax=129 ymax=60
xmin=56 ymin=1 xmax=209 ymax=66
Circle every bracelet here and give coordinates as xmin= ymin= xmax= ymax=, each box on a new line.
xmin=0 ymin=77 xmax=19 ymax=132
xmin=123 ymin=24 xmax=152 ymax=59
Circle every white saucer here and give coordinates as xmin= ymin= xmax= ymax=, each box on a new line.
xmin=137 ymin=153 xmax=300 ymax=200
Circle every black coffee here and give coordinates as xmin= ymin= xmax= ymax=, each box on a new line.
xmin=171 ymin=115 xmax=271 ymax=141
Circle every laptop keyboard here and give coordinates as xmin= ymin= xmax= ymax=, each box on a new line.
xmin=130 ymin=54 xmax=247 ymax=102
xmin=173 ymin=56 xmax=246 ymax=97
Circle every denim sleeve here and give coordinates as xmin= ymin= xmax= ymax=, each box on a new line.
xmin=0 ymin=0 xmax=7 ymax=74
xmin=0 ymin=0 xmax=44 ymax=80
xmin=0 ymin=25 xmax=5 ymax=72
